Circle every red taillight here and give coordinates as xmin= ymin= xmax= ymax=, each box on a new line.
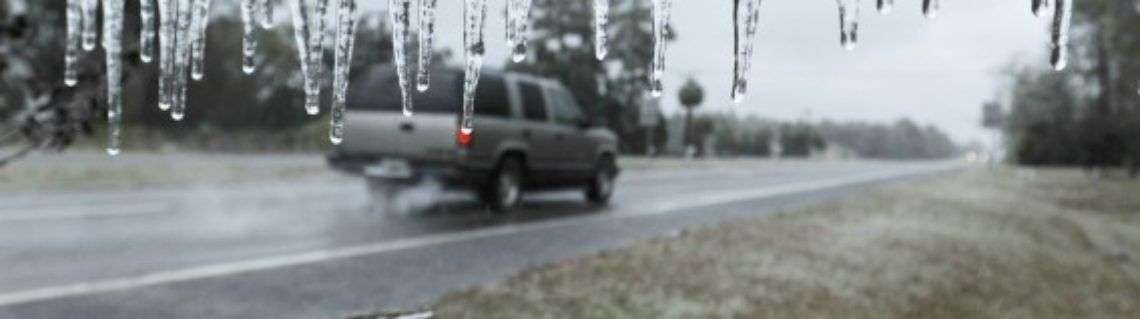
xmin=457 ymin=129 xmax=474 ymax=148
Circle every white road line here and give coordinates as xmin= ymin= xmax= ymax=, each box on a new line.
xmin=0 ymin=202 xmax=169 ymax=223
xmin=0 ymin=163 xmax=960 ymax=307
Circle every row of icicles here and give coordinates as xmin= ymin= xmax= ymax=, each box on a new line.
xmin=63 ymin=0 xmax=1073 ymax=156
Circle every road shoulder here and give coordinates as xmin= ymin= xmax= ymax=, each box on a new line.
xmin=415 ymin=168 xmax=1140 ymax=318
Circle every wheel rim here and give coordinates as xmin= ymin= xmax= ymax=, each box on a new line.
xmin=499 ymin=169 xmax=520 ymax=207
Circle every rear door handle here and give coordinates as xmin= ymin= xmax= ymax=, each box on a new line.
xmin=521 ymin=129 xmax=532 ymax=139
xmin=555 ymin=133 xmax=566 ymax=140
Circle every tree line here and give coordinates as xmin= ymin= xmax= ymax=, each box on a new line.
xmin=698 ymin=114 xmax=957 ymax=159
xmin=994 ymin=0 xmax=1139 ymax=175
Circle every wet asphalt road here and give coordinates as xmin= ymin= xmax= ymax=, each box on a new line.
xmin=0 ymin=160 xmax=962 ymax=318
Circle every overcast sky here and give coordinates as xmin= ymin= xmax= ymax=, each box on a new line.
xmin=362 ymin=0 xmax=1052 ymax=143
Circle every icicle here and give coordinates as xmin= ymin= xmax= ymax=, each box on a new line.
xmin=80 ymin=0 xmax=99 ymax=51
xmin=104 ymin=0 xmax=125 ymax=155
xmin=732 ymin=0 xmax=760 ymax=104
xmin=290 ymin=0 xmax=311 ymax=111
xmin=649 ymin=0 xmax=672 ymax=97
xmin=171 ymin=0 xmax=192 ymax=120
xmin=417 ymin=0 xmax=438 ymax=92
xmin=922 ymin=0 xmax=939 ymax=19
xmin=309 ymin=0 xmax=329 ymax=114
xmin=189 ymin=0 xmax=212 ymax=80
xmin=139 ymin=0 xmax=157 ymax=63
xmin=258 ymin=0 xmax=274 ymax=29
xmin=837 ymin=0 xmax=859 ymax=50
xmin=461 ymin=0 xmax=487 ymax=134
xmin=241 ymin=0 xmax=258 ymax=74
xmin=1049 ymin=0 xmax=1072 ymax=71
xmin=876 ymin=0 xmax=893 ymax=15
xmin=390 ymin=0 xmax=414 ymax=116
xmin=291 ymin=0 xmax=326 ymax=115
xmin=308 ymin=0 xmax=330 ymax=115
xmin=158 ymin=0 xmax=175 ymax=110
xmin=506 ymin=0 xmax=532 ymax=62
xmin=1032 ymin=0 xmax=1051 ymax=17
xmin=64 ymin=0 xmax=82 ymax=86
xmin=593 ymin=0 xmax=609 ymax=60
xmin=330 ymin=0 xmax=357 ymax=144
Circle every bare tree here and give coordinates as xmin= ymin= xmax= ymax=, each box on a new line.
xmin=0 ymin=1 xmax=143 ymax=167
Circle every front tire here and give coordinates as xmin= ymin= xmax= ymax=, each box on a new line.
xmin=480 ymin=157 xmax=524 ymax=212
xmin=585 ymin=156 xmax=617 ymax=205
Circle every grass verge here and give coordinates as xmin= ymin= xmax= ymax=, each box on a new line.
xmin=0 ymin=152 xmax=345 ymax=194
xmin=0 ymin=153 xmax=795 ymax=194
xmin=425 ymin=168 xmax=1140 ymax=318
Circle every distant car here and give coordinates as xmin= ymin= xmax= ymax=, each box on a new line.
xmin=327 ymin=66 xmax=620 ymax=211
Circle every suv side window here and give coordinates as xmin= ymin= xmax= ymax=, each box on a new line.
xmin=475 ymin=75 xmax=510 ymax=118
xmin=550 ymin=89 xmax=584 ymax=126
xmin=519 ymin=82 xmax=548 ymax=122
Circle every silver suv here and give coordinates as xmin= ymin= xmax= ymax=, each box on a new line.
xmin=328 ymin=66 xmax=620 ymax=211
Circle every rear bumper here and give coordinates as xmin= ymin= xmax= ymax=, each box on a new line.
xmin=326 ymin=153 xmax=492 ymax=187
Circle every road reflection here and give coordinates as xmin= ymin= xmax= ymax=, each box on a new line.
xmin=362 ymin=190 xmax=613 ymax=237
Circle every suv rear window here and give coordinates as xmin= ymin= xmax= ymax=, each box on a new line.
xmin=519 ymin=82 xmax=548 ymax=122
xmin=347 ymin=67 xmax=461 ymax=113
xmin=347 ymin=67 xmax=510 ymax=118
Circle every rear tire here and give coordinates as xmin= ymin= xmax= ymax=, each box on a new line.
xmin=585 ymin=156 xmax=617 ymax=205
xmin=480 ymin=157 xmax=524 ymax=212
